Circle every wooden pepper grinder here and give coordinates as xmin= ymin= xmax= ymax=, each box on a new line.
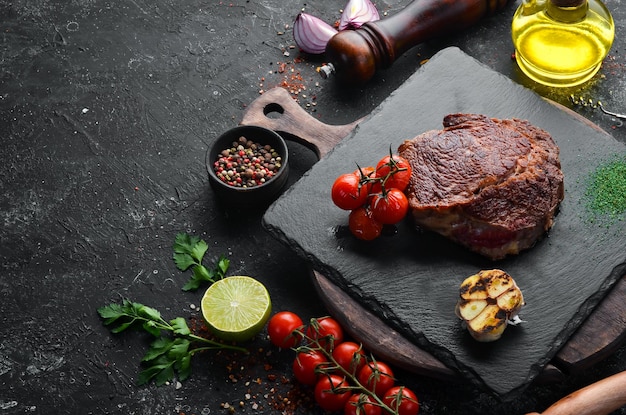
xmin=319 ymin=0 xmax=512 ymax=84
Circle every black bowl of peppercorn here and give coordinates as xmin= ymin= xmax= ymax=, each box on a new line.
xmin=206 ymin=125 xmax=290 ymax=208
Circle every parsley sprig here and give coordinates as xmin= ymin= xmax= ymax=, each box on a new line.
xmin=97 ymin=299 xmax=248 ymax=386
xmin=98 ymin=233 xmax=238 ymax=386
xmin=173 ymin=232 xmax=229 ymax=291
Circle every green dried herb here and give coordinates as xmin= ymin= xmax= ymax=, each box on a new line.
xmin=585 ymin=156 xmax=626 ymax=218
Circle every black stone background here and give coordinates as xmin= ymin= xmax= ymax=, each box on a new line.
xmin=1 ymin=0 xmax=625 ymax=414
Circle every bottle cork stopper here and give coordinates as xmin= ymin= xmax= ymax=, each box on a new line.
xmin=551 ymin=0 xmax=585 ymax=6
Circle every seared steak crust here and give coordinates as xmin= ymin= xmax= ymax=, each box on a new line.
xmin=398 ymin=114 xmax=564 ymax=260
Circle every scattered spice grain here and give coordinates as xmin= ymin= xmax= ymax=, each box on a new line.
xmin=187 ymin=315 xmax=316 ymax=415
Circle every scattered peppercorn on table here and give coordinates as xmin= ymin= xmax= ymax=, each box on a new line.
xmin=2 ymin=0 xmax=626 ymax=414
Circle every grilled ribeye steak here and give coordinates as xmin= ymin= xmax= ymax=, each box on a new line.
xmin=398 ymin=114 xmax=564 ymax=260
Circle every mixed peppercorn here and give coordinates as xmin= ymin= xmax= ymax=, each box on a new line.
xmin=213 ymin=136 xmax=283 ymax=188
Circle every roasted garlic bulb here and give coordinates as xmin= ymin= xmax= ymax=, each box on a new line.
xmin=455 ymin=269 xmax=524 ymax=342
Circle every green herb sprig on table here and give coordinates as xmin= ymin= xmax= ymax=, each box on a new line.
xmin=98 ymin=232 xmax=239 ymax=386
xmin=173 ymin=232 xmax=230 ymax=291
xmin=97 ymin=300 xmax=248 ymax=386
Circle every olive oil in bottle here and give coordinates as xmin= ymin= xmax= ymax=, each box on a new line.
xmin=511 ymin=0 xmax=614 ymax=87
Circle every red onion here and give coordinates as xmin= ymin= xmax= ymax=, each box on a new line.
xmin=293 ymin=13 xmax=338 ymax=54
xmin=338 ymin=0 xmax=380 ymax=30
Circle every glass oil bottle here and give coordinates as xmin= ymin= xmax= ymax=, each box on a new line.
xmin=511 ymin=0 xmax=614 ymax=87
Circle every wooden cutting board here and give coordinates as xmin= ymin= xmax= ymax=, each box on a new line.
xmin=241 ymin=47 xmax=626 ymax=398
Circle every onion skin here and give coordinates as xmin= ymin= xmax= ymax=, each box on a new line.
xmin=293 ymin=13 xmax=338 ymax=54
xmin=338 ymin=0 xmax=380 ymax=30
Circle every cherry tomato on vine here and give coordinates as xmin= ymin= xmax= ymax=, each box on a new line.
xmin=293 ymin=350 xmax=328 ymax=385
xmin=375 ymin=154 xmax=412 ymax=192
xmin=306 ymin=316 xmax=344 ymax=350
xmin=267 ymin=311 xmax=303 ymax=348
xmin=314 ymin=374 xmax=352 ymax=412
xmin=344 ymin=393 xmax=382 ymax=415
xmin=332 ymin=173 xmax=369 ymax=210
xmin=348 ymin=207 xmax=383 ymax=241
xmin=383 ymin=386 xmax=420 ymax=415
xmin=332 ymin=341 xmax=366 ymax=375
xmin=357 ymin=360 xmax=395 ymax=397
xmin=353 ymin=165 xmax=376 ymax=180
xmin=370 ymin=188 xmax=409 ymax=225
xmin=353 ymin=165 xmax=382 ymax=194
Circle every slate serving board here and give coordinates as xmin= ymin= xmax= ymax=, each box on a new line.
xmin=261 ymin=47 xmax=626 ymax=398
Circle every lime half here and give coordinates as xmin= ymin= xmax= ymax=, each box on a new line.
xmin=201 ymin=276 xmax=272 ymax=342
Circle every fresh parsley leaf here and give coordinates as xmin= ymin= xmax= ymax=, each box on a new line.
xmin=193 ymin=264 xmax=212 ymax=282
xmin=137 ymin=305 xmax=162 ymax=322
xmin=181 ymin=276 xmax=202 ymax=292
xmin=169 ymin=338 xmax=190 ymax=358
xmin=98 ymin=300 xmax=143 ymax=333
xmin=142 ymin=320 xmax=161 ymax=337
xmin=173 ymin=233 xmax=201 ymax=271
xmin=176 ymin=353 xmax=192 ymax=382
xmin=142 ymin=337 xmax=174 ymax=362
xmin=97 ymin=303 xmax=125 ymax=324
xmin=153 ymin=364 xmax=175 ymax=386
xmin=216 ymin=255 xmax=230 ymax=277
xmin=110 ymin=320 xmax=137 ymax=334
xmin=190 ymin=239 xmax=208 ymax=263
xmin=138 ymin=355 xmax=175 ymax=386
xmin=173 ymin=252 xmax=196 ymax=272
xmin=99 ymin=298 xmax=248 ymax=386
xmin=170 ymin=317 xmax=191 ymax=336
xmin=173 ymin=233 xmax=200 ymax=255
xmin=173 ymin=233 xmax=230 ymax=291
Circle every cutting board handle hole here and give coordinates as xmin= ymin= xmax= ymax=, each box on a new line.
xmin=263 ymin=103 xmax=285 ymax=119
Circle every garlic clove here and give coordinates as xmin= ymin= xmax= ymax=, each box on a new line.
xmin=456 ymin=298 xmax=489 ymax=321
xmin=293 ymin=13 xmax=338 ymax=55
xmin=484 ymin=270 xmax=516 ymax=298
xmin=497 ymin=287 xmax=524 ymax=314
xmin=459 ymin=273 xmax=489 ymax=300
xmin=467 ymin=304 xmax=507 ymax=342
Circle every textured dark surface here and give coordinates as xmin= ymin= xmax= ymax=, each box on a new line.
xmin=263 ymin=47 xmax=626 ymax=398
xmin=2 ymin=0 xmax=626 ymax=414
